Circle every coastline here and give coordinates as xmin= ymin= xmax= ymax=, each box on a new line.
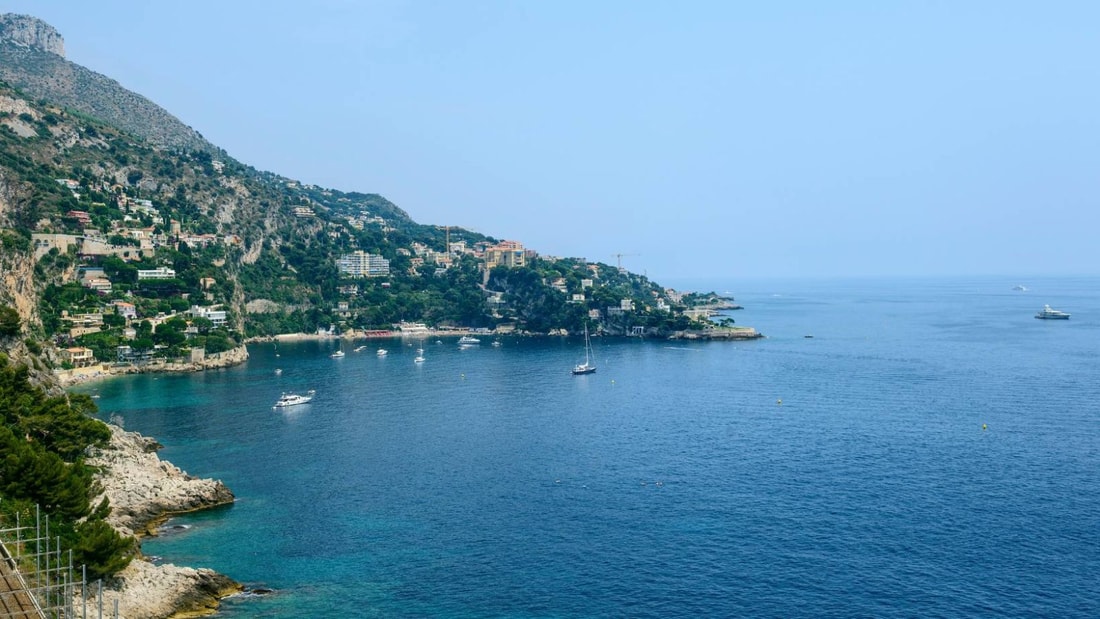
xmin=81 ymin=425 xmax=240 ymax=619
xmin=56 ymin=345 xmax=250 ymax=389
xmin=62 ymin=323 xmax=763 ymax=617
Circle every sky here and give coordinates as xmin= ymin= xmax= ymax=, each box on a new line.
xmin=5 ymin=1 xmax=1100 ymax=280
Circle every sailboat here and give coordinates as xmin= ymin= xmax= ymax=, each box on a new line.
xmin=572 ymin=324 xmax=597 ymax=375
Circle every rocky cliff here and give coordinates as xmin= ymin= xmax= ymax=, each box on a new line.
xmin=0 ymin=13 xmax=212 ymax=152
xmin=0 ymin=14 xmax=64 ymax=56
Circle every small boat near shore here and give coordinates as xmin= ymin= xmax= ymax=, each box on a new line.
xmin=273 ymin=390 xmax=315 ymax=408
xmin=377 ymin=348 xmax=388 ymax=356
xmin=331 ymin=350 xmax=345 ymax=358
xmin=458 ymin=336 xmax=481 ymax=346
xmin=1035 ymin=304 xmax=1070 ymax=320
xmin=354 ymin=345 xmax=368 ymax=352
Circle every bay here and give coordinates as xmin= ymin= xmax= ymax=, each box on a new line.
xmin=83 ymin=276 xmax=1100 ymax=617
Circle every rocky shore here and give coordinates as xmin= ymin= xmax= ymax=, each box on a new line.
xmin=82 ymin=425 xmax=241 ymax=618
xmin=56 ymin=345 xmax=250 ymax=388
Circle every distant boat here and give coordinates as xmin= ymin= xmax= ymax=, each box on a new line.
xmin=274 ymin=368 xmax=283 ymax=375
xmin=354 ymin=345 xmax=368 ymax=352
xmin=331 ymin=350 xmax=345 ymax=358
xmin=492 ymin=340 xmax=502 ymax=347
xmin=1013 ymin=285 xmax=1028 ymax=291
xmin=414 ymin=354 xmax=426 ymax=363
xmin=572 ymin=324 xmax=597 ymax=375
xmin=377 ymin=348 xmax=388 ymax=356
xmin=1035 ymin=304 xmax=1070 ymax=320
xmin=458 ymin=336 xmax=481 ymax=345
xmin=273 ymin=390 xmax=315 ymax=408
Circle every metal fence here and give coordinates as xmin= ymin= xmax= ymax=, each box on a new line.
xmin=0 ymin=504 xmax=119 ymax=619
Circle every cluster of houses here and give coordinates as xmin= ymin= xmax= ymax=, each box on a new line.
xmin=336 ymin=239 xmax=532 ymax=280
xmin=57 ymin=300 xmax=228 ymax=368
xmin=34 ymin=180 xmax=241 ymax=262
xmin=45 ymin=177 xmax=693 ymax=357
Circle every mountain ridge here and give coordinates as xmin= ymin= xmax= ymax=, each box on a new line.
xmin=0 ymin=13 xmax=213 ymax=152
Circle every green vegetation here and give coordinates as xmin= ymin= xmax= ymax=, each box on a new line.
xmin=0 ymin=305 xmax=19 ymax=336
xmin=0 ymin=354 xmax=133 ymax=579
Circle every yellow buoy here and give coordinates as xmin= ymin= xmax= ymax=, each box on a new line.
xmin=982 ymin=424 xmax=987 ymax=430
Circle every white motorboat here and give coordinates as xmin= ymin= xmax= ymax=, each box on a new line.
xmin=273 ymin=390 xmax=315 ymax=408
xmin=331 ymin=350 xmax=345 ymax=358
xmin=377 ymin=348 xmax=388 ymax=356
xmin=458 ymin=336 xmax=481 ymax=345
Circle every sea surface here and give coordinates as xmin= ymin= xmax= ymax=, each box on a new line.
xmin=81 ymin=276 xmax=1100 ymax=618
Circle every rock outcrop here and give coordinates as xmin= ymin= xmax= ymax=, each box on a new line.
xmin=87 ymin=425 xmax=235 ymax=538
xmin=81 ymin=424 xmax=241 ymax=618
xmin=0 ymin=14 xmax=64 ymax=56
xmin=82 ymin=560 xmax=240 ymax=619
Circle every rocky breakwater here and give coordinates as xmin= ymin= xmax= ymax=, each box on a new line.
xmin=84 ymin=425 xmax=240 ymax=618
xmin=668 ymin=326 xmax=764 ymax=340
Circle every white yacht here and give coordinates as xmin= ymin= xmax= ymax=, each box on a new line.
xmin=1035 ymin=305 xmax=1070 ymax=320
xmin=273 ymin=390 xmax=315 ymax=408
xmin=331 ymin=350 xmax=345 ymax=358
xmin=377 ymin=348 xmax=388 ymax=356
xmin=458 ymin=336 xmax=481 ymax=345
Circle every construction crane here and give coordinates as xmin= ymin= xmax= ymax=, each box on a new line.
xmin=612 ymin=253 xmax=639 ymax=272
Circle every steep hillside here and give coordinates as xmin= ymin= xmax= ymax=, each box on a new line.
xmin=0 ymin=13 xmax=212 ymax=152
xmin=0 ymin=14 xmax=734 ymax=378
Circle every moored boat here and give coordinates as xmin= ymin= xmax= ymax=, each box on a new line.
xmin=572 ymin=324 xmax=597 ymax=375
xmin=1035 ymin=304 xmax=1070 ymax=320
xmin=458 ymin=336 xmax=481 ymax=345
xmin=273 ymin=390 xmax=316 ymax=408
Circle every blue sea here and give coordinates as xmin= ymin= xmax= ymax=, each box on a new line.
xmin=81 ymin=276 xmax=1100 ymax=618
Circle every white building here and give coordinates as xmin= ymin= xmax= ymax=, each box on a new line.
xmin=137 ymin=267 xmax=176 ymax=280
xmin=188 ymin=305 xmax=227 ymax=328
xmin=337 ymin=250 xmax=390 ymax=277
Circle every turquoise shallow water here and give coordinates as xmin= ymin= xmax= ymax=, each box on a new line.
xmin=83 ymin=276 xmax=1100 ymax=617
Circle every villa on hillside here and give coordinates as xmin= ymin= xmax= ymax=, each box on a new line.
xmin=484 ymin=241 xmax=526 ymax=268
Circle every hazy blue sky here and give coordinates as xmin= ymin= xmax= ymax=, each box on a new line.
xmin=6 ymin=1 xmax=1099 ymax=280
